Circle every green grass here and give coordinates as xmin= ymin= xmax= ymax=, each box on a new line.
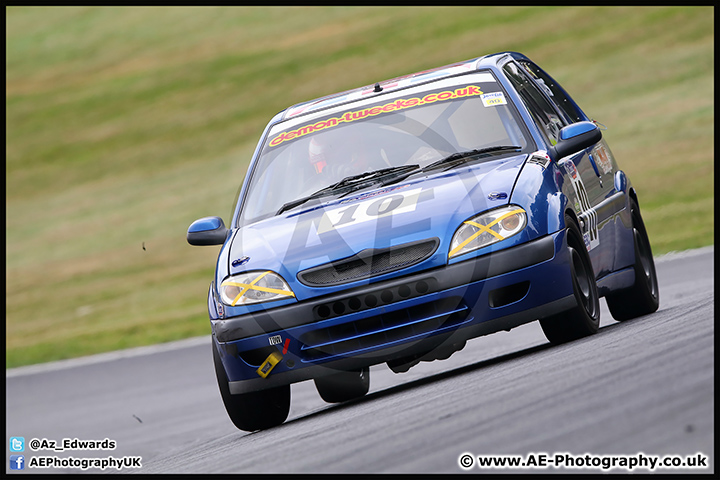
xmin=6 ymin=6 xmax=714 ymax=367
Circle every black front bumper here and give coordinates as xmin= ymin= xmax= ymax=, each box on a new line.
xmin=213 ymin=233 xmax=577 ymax=394
xmin=214 ymin=234 xmax=556 ymax=343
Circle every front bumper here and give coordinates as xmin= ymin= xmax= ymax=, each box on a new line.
xmin=214 ymin=230 xmax=576 ymax=394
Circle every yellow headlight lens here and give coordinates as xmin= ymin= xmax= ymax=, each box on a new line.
xmin=449 ymin=206 xmax=527 ymax=258
xmin=219 ymin=271 xmax=295 ymax=306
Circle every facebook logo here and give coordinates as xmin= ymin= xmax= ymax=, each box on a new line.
xmin=10 ymin=455 xmax=25 ymax=470
xmin=10 ymin=437 xmax=25 ymax=452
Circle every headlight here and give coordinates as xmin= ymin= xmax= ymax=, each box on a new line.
xmin=219 ymin=271 xmax=295 ymax=306
xmin=449 ymin=205 xmax=527 ymax=258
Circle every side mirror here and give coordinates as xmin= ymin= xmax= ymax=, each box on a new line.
xmin=187 ymin=216 xmax=229 ymax=246
xmin=550 ymin=121 xmax=602 ymax=159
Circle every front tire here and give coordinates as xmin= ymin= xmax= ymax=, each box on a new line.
xmin=605 ymin=198 xmax=659 ymax=320
xmin=314 ymin=367 xmax=370 ymax=403
xmin=212 ymin=340 xmax=290 ymax=432
xmin=540 ymin=215 xmax=600 ymax=344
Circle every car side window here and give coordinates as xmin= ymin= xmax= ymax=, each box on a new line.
xmin=503 ymin=61 xmax=565 ymax=146
xmin=518 ymin=61 xmax=585 ymax=123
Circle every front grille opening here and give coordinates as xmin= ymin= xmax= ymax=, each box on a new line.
xmin=298 ymin=238 xmax=439 ymax=287
xmin=348 ymin=297 xmax=361 ymax=310
xmin=318 ymin=305 xmax=331 ymax=318
xmin=488 ymin=281 xmax=530 ymax=308
xmin=333 ymin=302 xmax=346 ymax=315
xmin=238 ymin=345 xmax=278 ymax=367
xmin=365 ymin=294 xmax=378 ymax=308
xmin=312 ymin=277 xmax=440 ymax=321
xmin=299 ymin=297 xmax=470 ymax=362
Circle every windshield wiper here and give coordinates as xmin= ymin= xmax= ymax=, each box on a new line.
xmin=421 ymin=145 xmax=522 ymax=172
xmin=276 ymin=164 xmax=420 ymax=215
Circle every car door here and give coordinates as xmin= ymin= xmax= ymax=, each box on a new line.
xmin=502 ymin=60 xmax=613 ymax=278
xmin=517 ymin=59 xmax=631 ymax=275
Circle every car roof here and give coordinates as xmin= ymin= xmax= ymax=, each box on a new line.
xmin=281 ymin=51 xmax=526 ymax=121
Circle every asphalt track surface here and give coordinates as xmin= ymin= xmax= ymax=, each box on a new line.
xmin=6 ymin=246 xmax=714 ymax=474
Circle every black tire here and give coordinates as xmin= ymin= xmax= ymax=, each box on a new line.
xmin=212 ymin=340 xmax=290 ymax=432
xmin=314 ymin=367 xmax=370 ymax=403
xmin=605 ymin=199 xmax=659 ymax=320
xmin=540 ymin=215 xmax=600 ymax=344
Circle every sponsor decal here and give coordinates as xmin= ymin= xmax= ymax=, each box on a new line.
xmin=593 ymin=145 xmax=613 ymax=174
xmin=564 ymin=157 xmax=579 ymax=180
xmin=481 ymin=91 xmax=507 ymax=107
xmin=269 ymin=86 xmax=486 ymax=148
xmin=527 ymin=151 xmax=551 ymax=169
xmin=562 ymin=159 xmax=599 ymax=251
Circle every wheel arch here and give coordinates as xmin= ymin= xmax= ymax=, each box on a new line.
xmin=563 ymin=207 xmax=582 ymax=237
xmin=628 ymin=187 xmax=639 ymax=208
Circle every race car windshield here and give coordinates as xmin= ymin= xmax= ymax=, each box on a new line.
xmin=238 ymin=74 xmax=532 ymax=225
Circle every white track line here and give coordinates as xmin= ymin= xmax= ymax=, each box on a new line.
xmin=6 ymin=335 xmax=209 ymax=378
xmin=654 ymin=244 xmax=714 ymax=263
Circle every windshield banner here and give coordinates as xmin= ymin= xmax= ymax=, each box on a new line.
xmin=269 ymin=85 xmax=486 ymax=148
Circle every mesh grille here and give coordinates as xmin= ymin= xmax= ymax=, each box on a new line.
xmin=298 ymin=238 xmax=439 ymax=287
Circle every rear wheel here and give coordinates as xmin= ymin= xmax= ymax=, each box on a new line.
xmin=212 ymin=340 xmax=290 ymax=432
xmin=605 ymin=199 xmax=659 ymax=320
xmin=540 ymin=215 xmax=600 ymax=344
xmin=314 ymin=367 xmax=370 ymax=403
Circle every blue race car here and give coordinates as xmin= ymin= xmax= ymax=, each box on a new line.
xmin=187 ymin=51 xmax=659 ymax=431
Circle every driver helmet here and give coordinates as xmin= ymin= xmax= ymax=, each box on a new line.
xmin=308 ymin=137 xmax=332 ymax=174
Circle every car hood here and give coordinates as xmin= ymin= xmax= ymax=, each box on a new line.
xmin=226 ymin=154 xmax=527 ymax=295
